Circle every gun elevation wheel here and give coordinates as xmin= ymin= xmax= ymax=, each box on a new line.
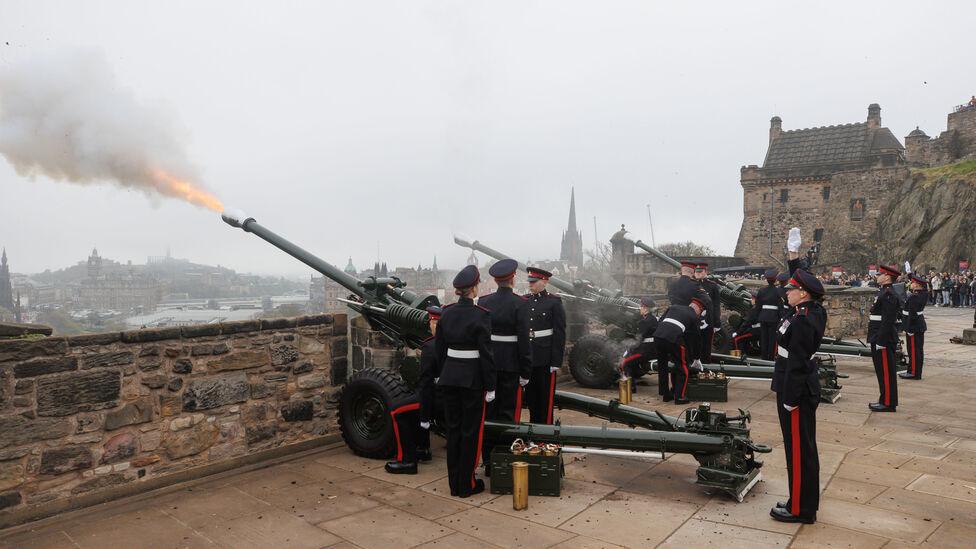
xmin=569 ymin=334 xmax=629 ymax=388
xmin=338 ymin=367 xmax=413 ymax=458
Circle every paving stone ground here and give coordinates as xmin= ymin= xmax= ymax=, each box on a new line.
xmin=3 ymin=307 xmax=976 ymax=548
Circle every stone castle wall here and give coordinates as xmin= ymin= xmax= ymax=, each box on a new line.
xmin=907 ymin=106 xmax=976 ymax=167
xmin=0 ymin=314 xmax=347 ymax=526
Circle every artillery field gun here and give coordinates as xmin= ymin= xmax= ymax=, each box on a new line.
xmin=222 ymin=210 xmax=770 ymax=500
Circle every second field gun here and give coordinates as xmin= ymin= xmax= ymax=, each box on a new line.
xmin=221 ymin=211 xmax=770 ymax=500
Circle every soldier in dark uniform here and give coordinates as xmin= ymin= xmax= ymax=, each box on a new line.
xmin=899 ymin=274 xmax=928 ymax=380
xmin=776 ymin=272 xmax=792 ymax=317
xmin=867 ymin=264 xmax=901 ymax=412
xmin=694 ymin=263 xmax=721 ymax=363
xmin=620 ymin=296 xmax=658 ymax=393
xmin=478 ymin=259 xmax=532 ymax=473
xmin=731 ymin=303 xmax=760 ymax=355
xmin=654 ymin=293 xmax=707 ymax=404
xmin=668 ymin=260 xmax=702 ymax=306
xmin=769 ymin=253 xmax=826 ymax=525
xmin=524 ymin=267 xmax=566 ymax=425
xmin=385 ymin=306 xmax=442 ymax=475
xmin=435 ymin=265 xmax=496 ymax=497
xmin=753 ymin=269 xmax=784 ymax=360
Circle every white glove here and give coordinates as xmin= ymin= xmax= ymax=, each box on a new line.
xmin=549 ymin=366 xmax=560 ymax=373
xmin=519 ymin=377 xmax=530 ymax=387
xmin=485 ymin=391 xmax=496 ymax=403
xmin=783 ymin=404 xmax=798 ymax=412
xmin=904 ymin=261 xmax=912 ymax=274
xmin=420 ymin=421 xmax=431 ymax=430
xmin=787 ymin=227 xmax=802 ymax=253
xmin=731 ymin=332 xmax=737 ymax=338
xmin=692 ymin=359 xmax=703 ymax=371
xmin=434 ymin=377 xmax=439 ymax=384
xmin=713 ymin=327 xmax=720 ymax=333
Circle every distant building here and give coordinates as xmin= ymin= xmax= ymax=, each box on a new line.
xmin=0 ymin=248 xmax=13 ymax=312
xmin=560 ymin=188 xmax=584 ymax=268
xmin=74 ymin=248 xmax=161 ymax=313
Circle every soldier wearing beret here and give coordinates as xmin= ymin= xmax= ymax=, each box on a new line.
xmin=653 ymin=293 xmax=707 ymax=404
xmin=436 ymin=265 xmax=496 ymax=497
xmin=868 ymin=264 xmax=901 ymax=412
xmin=753 ymin=269 xmax=784 ymax=360
xmin=694 ymin=262 xmax=721 ymax=363
xmin=620 ymin=296 xmax=658 ymax=393
xmin=524 ymin=267 xmax=566 ymax=424
xmin=770 ymin=230 xmax=826 ymax=525
xmin=900 ymin=274 xmax=928 ymax=380
xmin=478 ymin=259 xmax=532 ymax=472
xmin=385 ymin=305 xmax=442 ymax=475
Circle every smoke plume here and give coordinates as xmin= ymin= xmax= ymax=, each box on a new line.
xmin=0 ymin=50 xmax=222 ymax=211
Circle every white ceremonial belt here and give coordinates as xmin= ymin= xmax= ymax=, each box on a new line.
xmin=531 ymin=329 xmax=554 ymax=338
xmin=902 ymin=310 xmax=909 ymax=316
xmin=491 ymin=334 xmax=518 ymax=342
xmin=762 ymin=305 xmax=779 ymax=310
xmin=752 ymin=323 xmax=760 ymax=328
xmin=777 ymin=347 xmax=789 ymax=358
xmin=873 ymin=344 xmax=886 ymax=349
xmin=663 ymin=318 xmax=685 ymax=331
xmin=447 ymin=349 xmax=480 ymax=359
xmin=643 ymin=337 xmax=655 ymax=343
xmin=869 ymin=315 xmax=883 ymax=321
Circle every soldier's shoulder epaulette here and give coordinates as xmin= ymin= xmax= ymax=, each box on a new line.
xmin=475 ymin=304 xmax=491 ymax=313
xmin=548 ymin=293 xmax=561 ymax=300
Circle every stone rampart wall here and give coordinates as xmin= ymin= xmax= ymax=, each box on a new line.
xmin=0 ymin=314 xmax=347 ymax=525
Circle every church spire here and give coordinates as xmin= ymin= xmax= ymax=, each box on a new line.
xmin=559 ymin=188 xmax=584 ymax=267
xmin=567 ymin=187 xmax=578 ymax=234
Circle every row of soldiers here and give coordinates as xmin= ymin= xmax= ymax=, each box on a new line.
xmin=384 ymin=260 xmax=566 ymax=498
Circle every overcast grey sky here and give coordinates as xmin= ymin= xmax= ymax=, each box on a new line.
xmin=1 ymin=1 xmax=972 ymax=278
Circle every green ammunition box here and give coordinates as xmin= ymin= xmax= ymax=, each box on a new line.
xmin=489 ymin=446 xmax=563 ymax=497
xmin=687 ymin=376 xmax=729 ymax=402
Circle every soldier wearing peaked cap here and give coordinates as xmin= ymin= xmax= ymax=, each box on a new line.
xmin=900 ymin=274 xmax=928 ymax=380
xmin=694 ymin=263 xmax=720 ymax=363
xmin=770 ymin=235 xmax=826 ymax=525
xmin=524 ymin=267 xmax=566 ymax=425
xmin=753 ymin=269 xmax=784 ymax=360
xmin=668 ymin=260 xmax=702 ymax=307
xmin=385 ymin=305 xmax=442 ymax=475
xmin=653 ymin=293 xmax=707 ymax=404
xmin=435 ymin=265 xmax=496 ymax=497
xmin=867 ymin=264 xmax=901 ymax=412
xmin=478 ymin=259 xmax=532 ymax=473
xmin=620 ymin=297 xmax=658 ymax=393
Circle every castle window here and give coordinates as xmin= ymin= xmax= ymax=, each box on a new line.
xmin=813 ymin=228 xmax=824 ymax=242
xmin=779 ymin=189 xmax=789 ymax=203
xmin=850 ymin=198 xmax=866 ymax=221
xmin=762 ymin=193 xmax=768 ymax=202
xmin=822 ymin=186 xmax=831 ymax=201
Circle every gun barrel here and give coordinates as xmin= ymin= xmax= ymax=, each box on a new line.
xmin=452 ymin=234 xmax=577 ymax=295
xmin=629 ymin=238 xmax=683 ymax=270
xmin=222 ymin=210 xmax=365 ymax=299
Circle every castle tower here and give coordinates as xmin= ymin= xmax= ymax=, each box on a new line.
xmin=560 ymin=188 xmax=584 ymax=267
xmin=0 ymin=248 xmax=13 ymax=310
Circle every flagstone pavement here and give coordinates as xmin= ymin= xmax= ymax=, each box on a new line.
xmin=3 ymin=307 xmax=976 ymax=548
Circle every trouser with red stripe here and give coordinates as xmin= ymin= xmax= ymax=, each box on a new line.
xmin=701 ymin=326 xmax=714 ymax=363
xmin=527 ymin=367 xmax=557 ymax=425
xmin=905 ymin=333 xmax=924 ymax=379
xmin=732 ymin=331 xmax=755 ymax=353
xmin=657 ymin=340 xmax=689 ymax=400
xmin=760 ymin=322 xmax=778 ymax=360
xmin=776 ymin=391 xmax=820 ymax=518
xmin=390 ymin=402 xmax=423 ymax=464
xmin=871 ymin=344 xmax=898 ymax=408
xmin=483 ymin=371 xmax=521 ymax=467
xmin=441 ymin=386 xmax=487 ymax=497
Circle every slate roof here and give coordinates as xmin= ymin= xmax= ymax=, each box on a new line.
xmin=764 ymin=122 xmax=904 ymax=169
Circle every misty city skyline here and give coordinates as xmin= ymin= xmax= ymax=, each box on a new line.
xmin=2 ymin=2 xmax=974 ymax=277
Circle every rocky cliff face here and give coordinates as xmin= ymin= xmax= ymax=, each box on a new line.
xmin=878 ymin=160 xmax=976 ymax=271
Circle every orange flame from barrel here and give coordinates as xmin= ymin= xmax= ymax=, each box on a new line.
xmin=150 ymin=169 xmax=224 ymax=212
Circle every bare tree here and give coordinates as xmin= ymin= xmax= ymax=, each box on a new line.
xmin=658 ymin=241 xmax=716 ymax=257
xmin=578 ymin=242 xmax=618 ymax=289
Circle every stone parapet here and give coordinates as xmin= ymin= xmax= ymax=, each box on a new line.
xmin=0 ymin=313 xmax=347 ymax=525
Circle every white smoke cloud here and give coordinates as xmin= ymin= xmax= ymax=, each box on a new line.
xmin=0 ymin=50 xmax=220 ymax=209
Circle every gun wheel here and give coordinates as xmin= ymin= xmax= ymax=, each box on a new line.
xmin=338 ymin=367 xmax=413 ymax=459
xmin=569 ymin=334 xmax=629 ymax=388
